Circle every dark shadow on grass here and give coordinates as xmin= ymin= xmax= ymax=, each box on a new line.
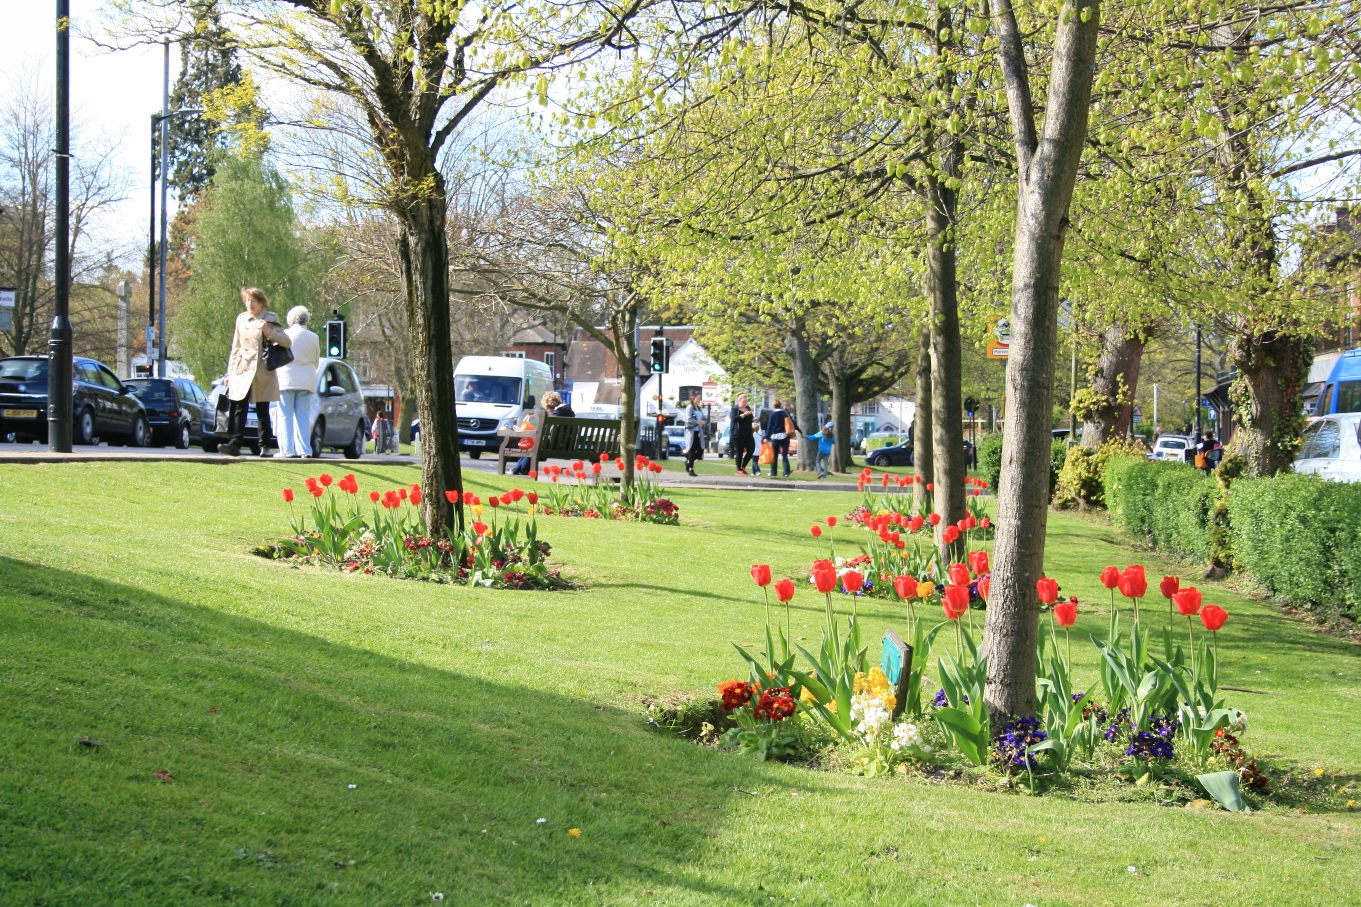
xmin=0 ymin=556 xmax=827 ymax=905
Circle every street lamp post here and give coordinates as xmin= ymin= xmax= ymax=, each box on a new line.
xmin=47 ymin=0 xmax=73 ymax=452
xmin=146 ymin=99 xmax=203 ymax=378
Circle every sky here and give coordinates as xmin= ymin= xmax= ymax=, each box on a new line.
xmin=1 ymin=2 xmax=171 ymax=264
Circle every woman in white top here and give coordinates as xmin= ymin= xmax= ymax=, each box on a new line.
xmin=275 ymin=306 xmax=320 ymax=458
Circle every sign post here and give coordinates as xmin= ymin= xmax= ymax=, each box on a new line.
xmin=0 ymin=287 xmax=14 ymax=334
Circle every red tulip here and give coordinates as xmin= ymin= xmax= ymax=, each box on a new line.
xmin=965 ymin=515 xmax=977 ymax=530
xmin=282 ymin=488 xmax=294 ymax=503
xmin=926 ymin=483 xmax=934 ymax=491
xmin=372 ymin=491 xmax=382 ymax=503
xmin=929 ymin=513 xmax=942 ymax=526
xmin=529 ymin=470 xmax=538 ymax=479
xmin=310 ymin=485 xmax=324 ymax=498
xmin=909 ymin=515 xmax=924 ymax=532
xmin=1200 ymin=605 xmax=1227 ymax=632
xmin=319 ymin=473 xmax=333 ymax=487
xmin=969 ymin=550 xmax=989 ymax=577
xmin=572 ymin=460 xmax=584 ymax=471
xmin=977 ymin=576 xmax=991 ymax=602
xmin=1159 ymin=575 xmax=1180 ymax=599
xmin=775 ymin=578 xmax=796 ymax=602
xmin=527 ymin=492 xmax=538 ymax=505
xmin=942 ymin=584 xmax=970 ymax=619
xmin=812 ymin=562 xmax=838 ymax=594
xmin=827 ymin=516 xmax=838 ymax=527
xmin=893 ymin=575 xmax=914 ymax=599
xmin=488 ymin=497 xmax=500 ymax=508
xmin=1099 ymin=566 xmax=1120 ymax=589
xmin=591 ymin=462 xmax=602 ymax=475
xmin=599 ymin=451 xmax=610 ymax=462
xmin=472 ymin=521 xmax=488 ymax=536
xmin=1036 ymin=577 xmax=1059 ymax=605
xmin=948 ymin=563 xmax=970 ymax=587
xmin=615 ymin=458 xmax=625 ymax=470
xmin=511 ymin=488 xmax=525 ymax=502
xmin=1053 ymin=597 xmax=1078 ymax=628
xmin=810 ymin=526 xmax=822 ymax=538
xmin=1173 ymin=588 xmax=1202 ymax=616
xmin=941 ymin=525 xmax=961 ymax=545
xmin=980 ymin=517 xmax=991 ymax=530
xmin=409 ymin=488 xmax=422 ymax=506
xmin=496 ymin=493 xmax=510 ymax=506
xmin=842 ymin=570 xmax=864 ymax=594
xmin=1118 ymin=571 xmax=1148 ymax=600
xmin=398 ymin=487 xmax=408 ymax=501
xmin=751 ymin=564 xmax=772 ymax=587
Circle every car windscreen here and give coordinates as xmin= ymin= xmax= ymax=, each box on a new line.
xmin=455 ymin=374 xmax=521 ymax=405
xmin=1335 ymin=380 xmax=1361 ymax=414
xmin=124 ymin=380 xmax=175 ymax=402
xmin=0 ymin=359 xmax=47 ymax=381
xmin=1162 ymin=439 xmax=1187 ymax=449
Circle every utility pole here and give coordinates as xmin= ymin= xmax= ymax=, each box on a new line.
xmin=47 ymin=0 xmax=73 ymax=452
xmin=146 ymin=112 xmax=157 ymax=376
xmin=157 ymin=39 xmax=171 ymax=378
xmin=1152 ymin=384 xmax=1158 ymax=435
xmin=1195 ymin=327 xmax=1203 ymax=439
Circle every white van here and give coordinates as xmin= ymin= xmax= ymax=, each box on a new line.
xmin=453 ymin=356 xmax=555 ymax=458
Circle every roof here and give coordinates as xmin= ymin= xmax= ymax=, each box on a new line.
xmin=564 ymin=339 xmax=609 ymax=383
xmin=510 ymin=325 xmax=561 ymax=345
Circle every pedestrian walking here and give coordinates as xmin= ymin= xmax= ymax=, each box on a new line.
xmin=512 ymin=390 xmax=572 ymax=475
xmin=1196 ymin=431 xmax=1221 ymax=475
xmin=731 ymin=394 xmax=758 ymax=475
xmin=221 ymin=287 xmax=291 ymax=458
xmin=371 ymin=412 xmax=391 ymax=455
xmin=808 ymin=421 xmax=836 ymax=478
xmin=764 ymin=399 xmax=798 ymax=478
xmin=684 ymin=389 xmax=706 ymax=476
xmin=274 ymin=305 xmax=318 ymax=458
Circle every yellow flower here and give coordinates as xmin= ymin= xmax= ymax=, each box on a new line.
xmin=800 ymin=687 xmax=821 ymax=707
xmin=1314 ymin=768 xmax=1326 ymax=777
xmin=853 ymin=671 xmax=868 ymax=694
xmin=472 ymin=504 xmax=483 ymax=517
xmin=568 ymin=828 xmax=581 ymax=838
xmin=528 ymin=505 xmax=536 ymax=516
xmin=917 ymin=580 xmax=936 ymax=599
xmin=880 ymin=693 xmax=897 ymax=712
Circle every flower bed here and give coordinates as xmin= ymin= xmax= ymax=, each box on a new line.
xmin=262 ymin=473 xmax=567 ymax=589
xmin=848 ymin=470 xmax=992 ymax=538
xmin=531 ymin=454 xmax=679 ymax=525
xmin=705 ymin=529 xmax=1283 ymax=810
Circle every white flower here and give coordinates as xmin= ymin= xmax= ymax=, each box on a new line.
xmin=850 ymin=692 xmax=892 ymax=744
xmin=536 ymin=818 xmax=547 ymax=824
xmin=834 ymin=557 xmax=846 ymax=568
xmin=431 ymin=893 xmax=445 ymax=901
xmin=1229 ymin=713 xmax=1248 ymax=736
xmin=890 ymin=722 xmax=923 ymax=751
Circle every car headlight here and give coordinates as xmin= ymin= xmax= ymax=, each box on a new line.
xmin=499 ymin=415 xmax=518 ymax=430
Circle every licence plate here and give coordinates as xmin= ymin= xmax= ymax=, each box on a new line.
xmin=3 ymin=409 xmax=39 ymax=419
xmin=465 ymin=439 xmax=486 ymax=447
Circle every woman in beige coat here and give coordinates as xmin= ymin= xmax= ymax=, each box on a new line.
xmin=221 ymin=287 xmax=291 ymax=457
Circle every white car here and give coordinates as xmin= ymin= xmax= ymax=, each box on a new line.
xmin=1295 ymin=414 xmax=1361 ymax=482
xmin=1149 ymin=435 xmax=1192 ymax=462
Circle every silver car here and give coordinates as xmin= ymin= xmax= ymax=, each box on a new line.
xmin=1296 ymin=415 xmax=1361 ymax=483
xmin=204 ymin=358 xmax=368 ymax=458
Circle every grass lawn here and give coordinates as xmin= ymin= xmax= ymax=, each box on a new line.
xmin=0 ymin=461 xmax=1357 ymax=906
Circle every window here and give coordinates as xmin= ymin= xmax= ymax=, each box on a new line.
xmin=501 ymin=350 xmax=525 ymax=359
xmin=95 ymin=365 xmax=124 ymax=391
xmin=76 ymin=362 xmax=102 ymax=386
xmin=335 ymin=363 xmax=360 ymax=394
xmin=1304 ymin=420 xmax=1341 ymax=459
xmin=1336 ymin=380 xmax=1361 ymax=415
xmin=0 ymin=359 xmax=46 ymax=380
xmin=543 ymin=352 xmax=555 ymax=370
xmin=1299 ymin=421 xmax=1322 ymax=458
xmin=454 ymin=374 xmax=522 ymax=404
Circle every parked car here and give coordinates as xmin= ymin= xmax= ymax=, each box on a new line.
xmin=1149 ymin=435 xmax=1193 ymax=462
xmin=664 ymin=424 xmax=686 ymax=454
xmin=717 ymin=424 xmax=731 ymax=456
xmin=0 ymin=355 xmax=149 ymax=446
xmin=1295 ymin=414 xmax=1361 ymax=482
xmin=864 ymin=439 xmax=914 ymax=467
xmin=123 ymin=377 xmax=211 ymax=449
xmin=204 ymin=357 xmax=368 ymax=458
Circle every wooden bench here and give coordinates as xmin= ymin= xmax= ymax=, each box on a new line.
xmin=496 ymin=416 xmax=622 ymax=475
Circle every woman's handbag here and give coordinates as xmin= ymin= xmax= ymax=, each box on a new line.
xmin=783 ymin=415 xmax=796 ymax=436
xmin=214 ymin=392 xmax=231 ymax=434
xmin=1194 ymin=452 xmax=1207 ymax=468
xmin=759 ymin=441 xmax=775 ymax=465
xmin=265 ymin=340 xmax=294 ymax=371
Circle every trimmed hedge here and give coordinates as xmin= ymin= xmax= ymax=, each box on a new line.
xmin=1231 ymin=474 xmax=1361 ymax=618
xmin=975 ymin=433 xmax=1064 ymax=498
xmin=1104 ymin=456 xmax=1218 ymax=561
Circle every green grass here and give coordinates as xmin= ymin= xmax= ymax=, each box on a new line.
xmin=0 ymin=462 xmax=1358 ymax=905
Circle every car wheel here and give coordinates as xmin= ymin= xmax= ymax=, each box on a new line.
xmin=310 ymin=420 xmax=325 ymax=458
xmin=342 ymin=422 xmax=364 ymax=460
xmin=469 ymin=450 xmax=482 ymax=460
xmin=174 ymin=421 xmax=191 ymax=449
xmin=75 ymin=409 xmax=95 ymax=446
xmin=130 ymin=416 xmax=149 ymax=448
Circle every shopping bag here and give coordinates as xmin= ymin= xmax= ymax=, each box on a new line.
xmin=1194 ymin=453 xmax=1207 ymax=468
xmin=759 ymin=441 xmax=775 ymax=465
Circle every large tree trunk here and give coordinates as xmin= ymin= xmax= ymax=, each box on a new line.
xmin=613 ymin=305 xmax=639 ymax=487
xmin=786 ymin=324 xmax=819 ymax=472
xmin=913 ymin=324 xmax=934 ymax=512
xmin=1080 ymin=322 xmax=1145 ymax=446
xmin=828 ymin=361 xmax=853 ymax=473
xmin=1231 ymin=329 xmax=1309 ymax=476
xmin=398 ymin=190 xmax=463 ymax=533
xmin=984 ymin=0 xmax=1101 ymax=719
xmin=925 ymin=176 xmax=966 ymax=551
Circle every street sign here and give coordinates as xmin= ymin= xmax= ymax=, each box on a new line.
xmin=0 ymin=310 xmax=11 ymax=332
xmin=702 ymin=381 xmax=718 ymax=404
xmin=964 ymin=395 xmax=979 ymax=416
xmin=986 ymin=341 xmax=1009 ymax=360
xmin=0 ymin=287 xmax=15 ymax=308
xmin=994 ymin=318 xmax=1011 ymax=345
xmin=1132 ymin=405 xmax=1143 ymax=424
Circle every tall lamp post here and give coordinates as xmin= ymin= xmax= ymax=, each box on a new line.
xmin=47 ymin=0 xmax=73 ymax=451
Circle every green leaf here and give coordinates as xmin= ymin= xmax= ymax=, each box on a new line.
xmin=1197 ymin=771 xmax=1248 ymax=812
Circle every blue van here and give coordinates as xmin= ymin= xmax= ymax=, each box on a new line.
xmin=1314 ymin=349 xmax=1361 ymax=416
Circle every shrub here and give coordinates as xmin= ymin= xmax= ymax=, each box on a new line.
xmin=1054 ymin=438 xmax=1148 ymax=509
xmin=1230 ymin=474 xmax=1361 ymax=619
xmin=1104 ymin=456 xmax=1217 ymax=560
xmin=974 ymin=433 xmax=1063 ymax=499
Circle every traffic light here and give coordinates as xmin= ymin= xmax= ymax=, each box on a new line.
xmin=650 ymin=336 xmax=671 ymax=374
xmin=325 ymin=319 xmax=346 ymax=358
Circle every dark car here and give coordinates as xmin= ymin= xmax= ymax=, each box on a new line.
xmin=123 ymin=377 xmax=211 ymax=449
xmin=0 ymin=355 xmax=149 ymax=446
xmin=864 ymin=439 xmax=914 ymax=467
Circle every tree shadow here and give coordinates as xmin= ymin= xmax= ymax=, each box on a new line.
xmin=0 ymin=556 xmax=807 ymax=905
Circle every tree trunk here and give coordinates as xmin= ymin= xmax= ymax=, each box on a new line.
xmin=829 ymin=362 xmax=853 ymax=473
xmin=1230 ymin=329 xmax=1310 ymax=476
xmin=786 ymin=323 xmax=819 ymax=472
xmin=613 ymin=305 xmax=639 ymax=487
xmin=1080 ymin=322 xmax=1144 ymax=447
xmin=926 ymin=176 xmax=966 ymax=551
xmin=914 ymin=324 xmax=934 ymax=512
xmin=397 ymin=190 xmax=463 ymax=533
xmin=984 ymin=0 xmax=1101 ymax=720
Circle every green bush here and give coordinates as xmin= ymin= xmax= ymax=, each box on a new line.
xmin=1104 ymin=456 xmax=1217 ymax=560
xmin=973 ymin=434 xmax=1064 ymax=499
xmin=1055 ymin=438 xmax=1151 ymax=509
xmin=1231 ymin=474 xmax=1361 ymax=618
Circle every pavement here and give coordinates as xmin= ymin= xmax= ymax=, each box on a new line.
xmin=0 ymin=442 xmax=867 ymax=492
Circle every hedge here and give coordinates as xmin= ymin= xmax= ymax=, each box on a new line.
xmin=1231 ymin=474 xmax=1361 ymax=618
xmin=1104 ymin=456 xmax=1218 ymax=561
xmin=976 ymin=434 xmax=1064 ymax=498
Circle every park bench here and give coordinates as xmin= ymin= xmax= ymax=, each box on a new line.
xmin=496 ymin=415 xmax=622 ymax=475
